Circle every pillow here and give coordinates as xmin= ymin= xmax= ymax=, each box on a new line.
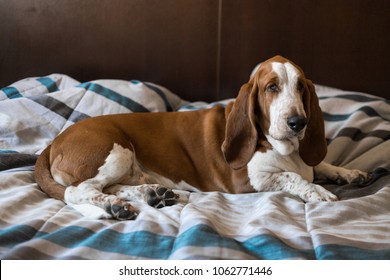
xmin=0 ymin=74 xmax=187 ymax=154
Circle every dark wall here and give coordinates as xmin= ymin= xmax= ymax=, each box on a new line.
xmin=1 ymin=0 xmax=389 ymax=101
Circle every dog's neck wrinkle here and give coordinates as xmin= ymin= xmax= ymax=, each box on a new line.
xmin=265 ymin=134 xmax=299 ymax=156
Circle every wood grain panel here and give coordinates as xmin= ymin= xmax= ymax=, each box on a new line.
xmin=0 ymin=0 xmax=219 ymax=101
xmin=219 ymin=0 xmax=390 ymax=99
xmin=0 ymin=0 xmax=388 ymax=100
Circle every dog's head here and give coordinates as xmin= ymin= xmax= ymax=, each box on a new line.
xmin=222 ymin=55 xmax=327 ymax=169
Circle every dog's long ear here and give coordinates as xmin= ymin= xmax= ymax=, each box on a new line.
xmin=222 ymin=82 xmax=258 ymax=170
xmin=299 ymin=79 xmax=327 ymax=166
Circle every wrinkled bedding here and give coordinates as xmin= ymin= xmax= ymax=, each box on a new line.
xmin=0 ymin=74 xmax=389 ymax=259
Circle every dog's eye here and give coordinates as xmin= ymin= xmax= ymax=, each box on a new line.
xmin=267 ymin=83 xmax=279 ymax=93
xmin=297 ymin=81 xmax=305 ymax=92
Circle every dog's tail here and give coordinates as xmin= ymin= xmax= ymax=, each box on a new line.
xmin=35 ymin=145 xmax=66 ymax=201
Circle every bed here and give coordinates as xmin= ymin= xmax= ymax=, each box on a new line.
xmin=0 ymin=73 xmax=389 ymax=260
xmin=0 ymin=0 xmax=389 ymax=260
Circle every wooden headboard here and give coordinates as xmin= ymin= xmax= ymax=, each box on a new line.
xmin=1 ymin=0 xmax=389 ymax=101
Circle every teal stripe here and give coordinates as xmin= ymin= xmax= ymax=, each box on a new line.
xmin=1 ymin=87 xmax=22 ymax=99
xmin=1 ymin=224 xmax=310 ymax=259
xmin=0 ymin=224 xmax=174 ymax=259
xmin=28 ymin=94 xmax=89 ymax=123
xmin=319 ymin=94 xmax=389 ymax=104
xmin=179 ymin=104 xmax=209 ymax=111
xmin=173 ymin=224 xmax=314 ymax=259
xmin=173 ymin=224 xmax=249 ymax=256
xmin=178 ymin=102 xmax=227 ymax=111
xmin=36 ymin=226 xmax=174 ymax=259
xmin=316 ymin=244 xmax=390 ymax=260
xmin=36 ymin=77 xmax=59 ymax=93
xmin=144 ymin=82 xmax=173 ymax=111
xmin=323 ymin=106 xmax=383 ymax=122
xmin=78 ymin=82 xmax=149 ymax=112
xmin=0 ymin=150 xmax=18 ymax=154
xmin=0 ymin=225 xmax=37 ymax=248
xmin=2 ymin=224 xmax=389 ymax=259
xmin=244 ymin=233 xmax=315 ymax=260
xmin=333 ymin=127 xmax=390 ymax=142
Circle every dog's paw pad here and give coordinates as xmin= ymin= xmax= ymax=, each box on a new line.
xmin=107 ymin=202 xmax=138 ymax=220
xmin=156 ymin=187 xmax=168 ymax=196
xmin=351 ymin=172 xmax=370 ymax=184
xmin=146 ymin=187 xmax=179 ymax=208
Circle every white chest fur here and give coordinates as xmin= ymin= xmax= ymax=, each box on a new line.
xmin=247 ymin=142 xmax=314 ymax=192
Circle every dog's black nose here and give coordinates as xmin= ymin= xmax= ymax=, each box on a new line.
xmin=287 ymin=116 xmax=307 ymax=133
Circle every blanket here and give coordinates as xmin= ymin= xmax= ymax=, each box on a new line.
xmin=0 ymin=74 xmax=389 ymax=259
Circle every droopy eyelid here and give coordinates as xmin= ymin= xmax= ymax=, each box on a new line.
xmin=266 ymin=83 xmax=279 ymax=93
xmin=264 ymin=76 xmax=280 ymax=93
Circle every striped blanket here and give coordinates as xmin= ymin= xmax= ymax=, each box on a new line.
xmin=0 ymin=74 xmax=389 ymax=259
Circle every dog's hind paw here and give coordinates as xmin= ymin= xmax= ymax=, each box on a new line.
xmin=146 ymin=186 xmax=179 ymax=208
xmin=105 ymin=200 xmax=139 ymax=220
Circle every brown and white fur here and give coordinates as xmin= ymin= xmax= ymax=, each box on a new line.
xmin=35 ymin=55 xmax=368 ymax=220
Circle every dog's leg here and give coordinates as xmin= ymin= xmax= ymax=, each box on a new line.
xmin=65 ymin=180 xmax=138 ymax=220
xmin=250 ymin=171 xmax=338 ymax=202
xmin=64 ymin=143 xmax=138 ymax=220
xmin=105 ymin=184 xmax=180 ymax=208
xmin=314 ymin=161 xmax=368 ymax=184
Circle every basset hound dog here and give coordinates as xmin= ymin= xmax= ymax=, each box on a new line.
xmin=35 ymin=55 xmax=368 ymax=220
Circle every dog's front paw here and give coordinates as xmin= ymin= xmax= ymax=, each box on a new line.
xmin=304 ymin=184 xmax=338 ymax=202
xmin=146 ymin=186 xmax=179 ymax=208
xmin=336 ymin=168 xmax=369 ymax=184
